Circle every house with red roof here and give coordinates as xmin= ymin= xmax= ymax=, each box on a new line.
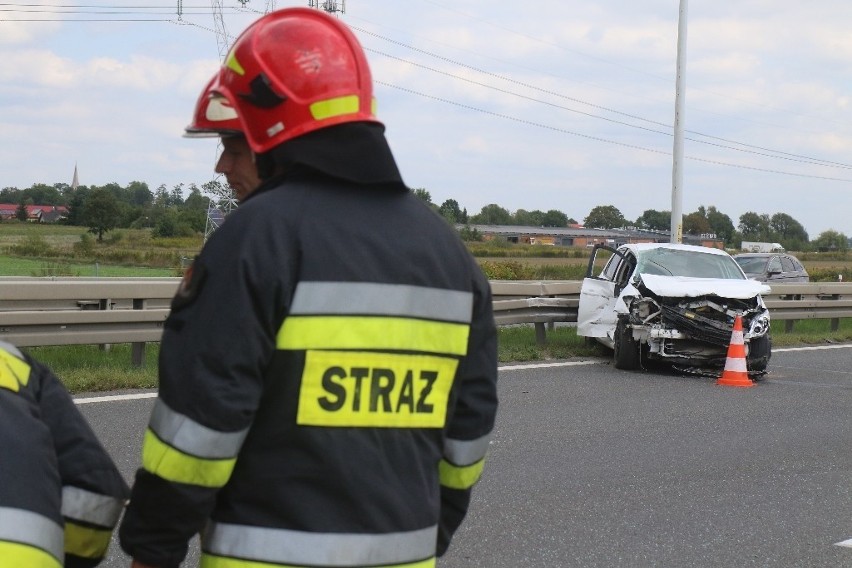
xmin=0 ymin=204 xmax=69 ymax=223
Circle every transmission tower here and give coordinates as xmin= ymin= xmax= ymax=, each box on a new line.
xmin=203 ymin=0 xmax=277 ymax=242
xmin=309 ymin=0 xmax=344 ymax=16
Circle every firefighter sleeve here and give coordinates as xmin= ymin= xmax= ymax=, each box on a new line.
xmin=437 ymin=268 xmax=498 ymax=555
xmin=120 ymin=213 xmax=287 ymax=567
xmin=32 ymin=359 xmax=130 ymax=568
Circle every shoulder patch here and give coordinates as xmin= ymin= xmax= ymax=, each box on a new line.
xmin=0 ymin=347 xmax=31 ymax=392
xmin=171 ymin=260 xmax=208 ymax=311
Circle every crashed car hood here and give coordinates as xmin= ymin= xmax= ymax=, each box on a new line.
xmin=638 ymin=274 xmax=770 ymax=299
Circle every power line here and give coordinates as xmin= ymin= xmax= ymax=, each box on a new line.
xmin=354 ymin=25 xmax=852 ymax=171
xmin=367 ymin=47 xmax=852 ymax=172
xmin=376 ymin=80 xmax=852 ymax=184
xmin=6 ymin=1 xmax=850 ymax=182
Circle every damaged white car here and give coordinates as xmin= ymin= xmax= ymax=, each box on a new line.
xmin=577 ymin=243 xmax=772 ymax=376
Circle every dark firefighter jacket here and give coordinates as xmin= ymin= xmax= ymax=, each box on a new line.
xmin=0 ymin=340 xmax=129 ymax=568
xmin=119 ymin=123 xmax=499 ymax=568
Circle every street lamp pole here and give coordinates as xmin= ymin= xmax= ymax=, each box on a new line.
xmin=670 ymin=0 xmax=689 ymax=243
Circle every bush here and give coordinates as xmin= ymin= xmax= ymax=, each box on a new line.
xmin=105 ymin=230 xmax=125 ymax=245
xmin=74 ymin=233 xmax=95 ymax=255
xmin=808 ymin=267 xmax=852 ymax=282
xmin=10 ymin=234 xmax=55 ymax=257
xmin=30 ymin=262 xmax=80 ymax=277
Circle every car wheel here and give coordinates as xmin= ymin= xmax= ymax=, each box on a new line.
xmin=747 ymin=334 xmax=772 ymax=373
xmin=614 ymin=319 xmax=640 ymax=370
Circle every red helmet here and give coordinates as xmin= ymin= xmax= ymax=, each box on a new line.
xmin=184 ymin=75 xmax=242 ymax=138
xmin=212 ymin=7 xmax=380 ymax=154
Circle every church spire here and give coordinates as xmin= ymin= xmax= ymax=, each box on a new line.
xmin=71 ymin=163 xmax=79 ymax=190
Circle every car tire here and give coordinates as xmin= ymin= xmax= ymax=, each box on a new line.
xmin=614 ymin=319 xmax=640 ymax=370
xmin=747 ymin=334 xmax=772 ymax=373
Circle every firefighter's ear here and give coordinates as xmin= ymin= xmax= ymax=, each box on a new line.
xmin=171 ymin=260 xmax=207 ymax=311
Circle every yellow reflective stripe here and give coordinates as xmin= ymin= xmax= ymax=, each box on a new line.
xmin=0 ymin=348 xmax=30 ymax=392
xmin=142 ymin=429 xmax=236 ymax=488
xmin=64 ymin=521 xmax=112 ymax=560
xmin=309 ymin=95 xmax=360 ymax=121
xmin=225 ymin=50 xmax=244 ymax=76
xmin=371 ymin=96 xmax=377 ymax=116
xmin=439 ymin=458 xmax=485 ymax=490
xmin=0 ymin=541 xmax=61 ymax=568
xmin=297 ymin=351 xmax=457 ymax=428
xmin=201 ymin=553 xmax=436 ymax=568
xmin=277 ymin=316 xmax=470 ymax=356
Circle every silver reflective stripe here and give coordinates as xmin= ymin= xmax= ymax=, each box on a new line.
xmin=444 ymin=434 xmax=491 ymax=466
xmin=0 ymin=340 xmax=23 ymax=359
xmin=0 ymin=506 xmax=63 ymax=561
xmin=149 ymin=399 xmax=249 ymax=459
xmin=204 ymin=521 xmax=437 ymax=567
xmin=61 ymin=486 xmax=125 ymax=528
xmin=290 ymin=282 xmax=473 ymax=323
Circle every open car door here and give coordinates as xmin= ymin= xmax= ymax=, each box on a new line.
xmin=577 ymin=245 xmax=627 ymax=340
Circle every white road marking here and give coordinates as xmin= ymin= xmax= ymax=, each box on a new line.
xmin=774 ymin=344 xmax=852 ymax=353
xmin=71 ymin=343 xmax=851 ymax=404
xmin=835 ymin=538 xmax=852 ymax=548
xmin=74 ymin=391 xmax=157 ymax=405
xmin=499 ymin=361 xmax=600 ymax=372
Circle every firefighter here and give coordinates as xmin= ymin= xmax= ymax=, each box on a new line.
xmin=0 ymin=340 xmax=129 ymax=568
xmin=119 ymin=7 xmax=498 ymax=568
xmin=184 ymin=75 xmax=261 ymax=202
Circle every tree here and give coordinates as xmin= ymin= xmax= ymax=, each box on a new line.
xmin=513 ymin=209 xmax=544 ymax=226
xmin=738 ymin=211 xmax=771 ymax=240
xmin=770 ymin=212 xmax=808 ymax=250
xmin=170 ymin=183 xmax=185 ymax=207
xmin=635 ymin=209 xmax=671 ymax=231
xmin=184 ymin=185 xmax=209 ymax=211
xmin=412 ymin=188 xmax=432 ymax=204
xmin=541 ymin=209 xmax=568 ymax=227
xmin=65 ymin=186 xmax=90 ymax=226
xmin=584 ymin=205 xmax=626 ymax=229
xmin=127 ymin=181 xmax=153 ymax=207
xmin=704 ymin=206 xmax=735 ymax=244
xmin=15 ymin=200 xmax=28 ymax=222
xmin=25 ymin=183 xmax=62 ymax=205
xmin=82 ymin=188 xmax=121 ymax=242
xmin=470 ymin=204 xmax=512 ymax=225
xmin=438 ymin=199 xmax=467 ymax=224
xmin=813 ymin=230 xmax=848 ymax=252
xmin=201 ymin=179 xmax=235 ymax=208
xmin=683 ymin=211 xmax=711 ymax=235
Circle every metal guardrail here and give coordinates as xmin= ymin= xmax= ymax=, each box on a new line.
xmin=1 ymin=278 xmax=850 ymax=363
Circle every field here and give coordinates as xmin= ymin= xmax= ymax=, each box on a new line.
xmin=1 ymin=223 xmax=851 ymax=279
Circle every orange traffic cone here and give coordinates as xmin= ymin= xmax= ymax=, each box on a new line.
xmin=716 ymin=314 xmax=755 ymax=388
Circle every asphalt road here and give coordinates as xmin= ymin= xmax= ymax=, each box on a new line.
xmin=78 ymin=345 xmax=852 ymax=568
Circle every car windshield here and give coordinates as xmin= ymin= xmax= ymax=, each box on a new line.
xmin=635 ymin=248 xmax=746 ymax=279
xmin=734 ymin=256 xmax=769 ymax=274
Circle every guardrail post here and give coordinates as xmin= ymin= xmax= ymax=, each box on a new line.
xmin=131 ymin=298 xmax=146 ymax=367
xmin=98 ymin=298 xmax=112 ymax=352
xmin=535 ymin=323 xmax=546 ymax=346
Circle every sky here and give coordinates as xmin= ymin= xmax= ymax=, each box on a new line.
xmin=2 ymin=0 xmax=851 ymax=239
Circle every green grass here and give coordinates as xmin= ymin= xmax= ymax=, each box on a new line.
xmin=28 ymin=344 xmax=160 ymax=393
xmin=0 ymin=255 xmax=177 ymax=277
xmin=770 ymin=317 xmax=852 ymax=346
xmin=30 ymin=319 xmax=852 ymax=394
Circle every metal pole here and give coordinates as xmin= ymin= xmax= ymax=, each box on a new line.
xmin=670 ymin=0 xmax=688 ymax=244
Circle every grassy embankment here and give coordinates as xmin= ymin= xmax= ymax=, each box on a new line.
xmin=3 ymin=224 xmax=852 ymax=392
xmin=27 ymin=317 xmax=852 ymax=393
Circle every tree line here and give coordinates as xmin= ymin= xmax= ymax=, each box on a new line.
xmin=415 ymin=189 xmax=847 ymax=252
xmin=1 ymin=181 xmax=231 ymax=241
xmin=2 ymin=182 xmax=847 ymax=251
